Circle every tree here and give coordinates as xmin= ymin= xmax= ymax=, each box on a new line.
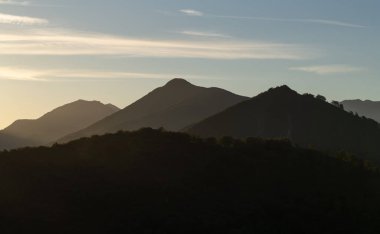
xmin=331 ymin=101 xmax=344 ymax=109
xmin=316 ymin=95 xmax=327 ymax=102
xmin=303 ymin=93 xmax=314 ymax=98
xmin=220 ymin=136 xmax=234 ymax=147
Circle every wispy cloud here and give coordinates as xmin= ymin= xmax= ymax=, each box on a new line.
xmin=0 ymin=0 xmax=29 ymax=6
xmin=0 ymin=67 xmax=212 ymax=82
xmin=289 ymin=65 xmax=364 ymax=75
xmin=179 ymin=9 xmax=204 ymax=16
xmin=297 ymin=19 xmax=366 ymax=28
xmin=0 ymin=28 xmax=315 ymax=60
xmin=179 ymin=30 xmax=231 ymax=38
xmin=0 ymin=13 xmax=48 ymax=25
xmin=0 ymin=67 xmax=46 ymax=81
xmin=179 ymin=9 xmax=366 ymax=28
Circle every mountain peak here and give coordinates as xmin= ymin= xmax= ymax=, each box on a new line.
xmin=72 ymin=99 xmax=101 ymax=105
xmin=106 ymin=103 xmax=120 ymax=111
xmin=164 ymin=78 xmax=193 ymax=88
xmin=1 ymin=99 xmax=120 ymax=148
xmin=263 ymin=85 xmax=298 ymax=97
xmin=272 ymin=85 xmax=293 ymax=91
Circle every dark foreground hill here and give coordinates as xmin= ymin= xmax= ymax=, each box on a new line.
xmin=342 ymin=99 xmax=380 ymax=123
xmin=59 ymin=78 xmax=248 ymax=143
xmin=0 ymin=100 xmax=119 ymax=150
xmin=187 ymin=86 xmax=380 ymax=163
xmin=1 ymin=129 xmax=379 ymax=234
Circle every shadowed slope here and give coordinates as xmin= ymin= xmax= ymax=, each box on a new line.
xmin=0 ymin=100 xmax=119 ymax=149
xmin=59 ymin=78 xmax=248 ymax=143
xmin=187 ymin=86 xmax=380 ymax=162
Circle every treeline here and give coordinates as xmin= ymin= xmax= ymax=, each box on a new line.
xmin=0 ymin=128 xmax=380 ymax=233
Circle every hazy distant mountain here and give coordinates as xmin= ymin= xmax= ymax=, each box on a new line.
xmin=59 ymin=78 xmax=248 ymax=143
xmin=0 ymin=100 xmax=119 ymax=150
xmin=342 ymin=99 xmax=380 ymax=123
xmin=0 ymin=133 xmax=37 ymax=150
xmin=187 ymin=85 xmax=380 ymax=162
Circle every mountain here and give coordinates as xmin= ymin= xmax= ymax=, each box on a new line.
xmin=1 ymin=129 xmax=379 ymax=233
xmin=0 ymin=100 xmax=119 ymax=150
xmin=59 ymin=78 xmax=248 ymax=143
xmin=187 ymin=85 xmax=380 ymax=162
xmin=342 ymin=99 xmax=380 ymax=123
xmin=0 ymin=133 xmax=37 ymax=150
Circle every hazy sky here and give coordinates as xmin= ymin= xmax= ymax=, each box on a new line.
xmin=0 ymin=0 xmax=379 ymax=128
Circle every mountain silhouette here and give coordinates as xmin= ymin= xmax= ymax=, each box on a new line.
xmin=0 ymin=100 xmax=119 ymax=150
xmin=342 ymin=99 xmax=380 ymax=123
xmin=187 ymin=85 xmax=380 ymax=162
xmin=59 ymin=78 xmax=248 ymax=143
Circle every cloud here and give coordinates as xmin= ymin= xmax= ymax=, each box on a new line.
xmin=0 ymin=28 xmax=314 ymax=60
xmin=0 ymin=13 xmax=48 ymax=25
xmin=0 ymin=67 xmax=46 ymax=81
xmin=179 ymin=9 xmax=203 ymax=17
xmin=0 ymin=67 xmax=212 ymax=82
xmin=178 ymin=9 xmax=366 ymax=28
xmin=212 ymin=16 xmax=367 ymax=28
xmin=299 ymin=19 xmax=366 ymax=28
xmin=289 ymin=65 xmax=364 ymax=75
xmin=0 ymin=0 xmax=29 ymax=6
xmin=179 ymin=30 xmax=231 ymax=38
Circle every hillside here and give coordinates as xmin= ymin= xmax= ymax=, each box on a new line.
xmin=187 ymin=86 xmax=380 ymax=162
xmin=0 ymin=129 xmax=379 ymax=233
xmin=0 ymin=100 xmax=119 ymax=149
xmin=0 ymin=133 xmax=37 ymax=150
xmin=59 ymin=78 xmax=248 ymax=143
xmin=342 ymin=99 xmax=380 ymax=123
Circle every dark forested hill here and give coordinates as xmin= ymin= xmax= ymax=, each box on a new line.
xmin=0 ymin=100 xmax=119 ymax=150
xmin=187 ymin=86 xmax=380 ymax=163
xmin=59 ymin=78 xmax=248 ymax=143
xmin=0 ymin=129 xmax=379 ymax=234
xmin=342 ymin=99 xmax=380 ymax=123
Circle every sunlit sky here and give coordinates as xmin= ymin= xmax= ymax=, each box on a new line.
xmin=0 ymin=0 xmax=379 ymax=129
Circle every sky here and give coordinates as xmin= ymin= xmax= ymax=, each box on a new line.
xmin=0 ymin=0 xmax=379 ymax=128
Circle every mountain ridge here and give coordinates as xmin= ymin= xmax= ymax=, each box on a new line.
xmin=342 ymin=99 xmax=380 ymax=123
xmin=187 ymin=85 xmax=380 ymax=162
xmin=0 ymin=100 xmax=120 ymax=150
xmin=58 ymin=78 xmax=249 ymax=143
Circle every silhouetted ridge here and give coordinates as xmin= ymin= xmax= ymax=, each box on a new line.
xmin=271 ymin=84 xmax=293 ymax=91
xmin=58 ymin=79 xmax=248 ymax=143
xmin=0 ymin=100 xmax=120 ymax=150
xmin=164 ymin=78 xmax=193 ymax=88
xmin=263 ymin=85 xmax=298 ymax=97
xmin=342 ymin=99 xmax=380 ymax=123
xmin=106 ymin=103 xmax=120 ymax=111
xmin=187 ymin=85 xmax=380 ymax=163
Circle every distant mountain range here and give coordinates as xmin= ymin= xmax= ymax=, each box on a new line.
xmin=342 ymin=100 xmax=380 ymax=123
xmin=187 ymin=85 xmax=380 ymax=162
xmin=0 ymin=100 xmax=119 ymax=150
xmin=1 ymin=78 xmax=380 ymax=163
xmin=58 ymin=78 xmax=248 ymax=143
xmin=1 ymin=80 xmax=380 ymax=233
